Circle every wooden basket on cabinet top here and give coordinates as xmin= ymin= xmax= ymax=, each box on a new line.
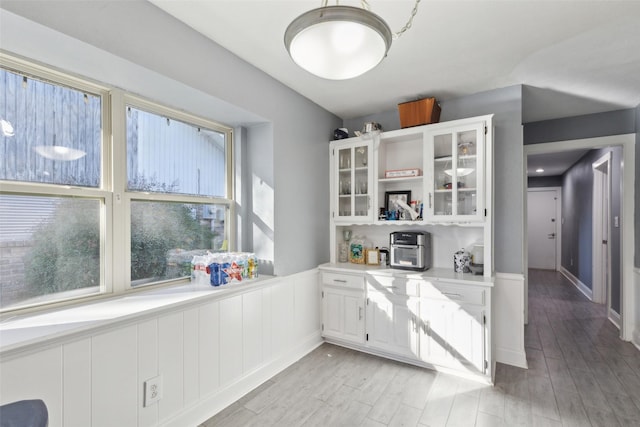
xmin=398 ymin=97 xmax=441 ymax=128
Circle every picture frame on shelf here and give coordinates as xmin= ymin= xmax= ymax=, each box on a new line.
xmin=385 ymin=190 xmax=412 ymax=213
xmin=366 ymin=249 xmax=380 ymax=265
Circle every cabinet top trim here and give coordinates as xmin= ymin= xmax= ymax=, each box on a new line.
xmin=319 ymin=264 xmax=494 ymax=287
xmin=330 ymin=114 xmax=494 ymax=144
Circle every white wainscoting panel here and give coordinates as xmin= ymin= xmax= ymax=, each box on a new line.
xmin=295 ymin=270 xmax=322 ymax=339
xmin=0 ymin=270 xmax=322 ymax=427
xmin=243 ymin=289 xmax=264 ymax=373
xmin=158 ymin=312 xmax=184 ymax=422
xmin=183 ymin=307 xmax=200 ymax=407
xmin=198 ymin=301 xmax=220 ymax=398
xmin=219 ymin=295 xmax=244 ymax=386
xmin=64 ymin=338 xmax=92 ymax=427
xmin=138 ymin=319 xmax=159 ymax=427
xmin=494 ymin=272 xmax=527 ymax=368
xmin=0 ymin=347 xmax=63 ymax=426
xmin=92 ymin=325 xmax=138 ymax=427
xmin=262 ymin=287 xmax=273 ymax=361
xmin=271 ymin=278 xmax=295 ymax=354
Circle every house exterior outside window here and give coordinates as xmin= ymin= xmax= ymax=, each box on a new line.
xmin=0 ymin=55 xmax=233 ymax=312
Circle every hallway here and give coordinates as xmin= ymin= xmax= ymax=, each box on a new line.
xmin=202 ymin=269 xmax=640 ymax=426
xmin=524 ymin=268 xmax=640 ymax=426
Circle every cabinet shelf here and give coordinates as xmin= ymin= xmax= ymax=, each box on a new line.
xmin=378 ymin=176 xmax=423 ymax=183
xmin=435 ymin=188 xmax=477 ymax=193
xmin=434 ymin=154 xmax=477 ymax=162
xmin=375 ymin=220 xmax=421 ymax=225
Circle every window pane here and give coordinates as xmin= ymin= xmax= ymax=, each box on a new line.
xmin=0 ymin=68 xmax=102 ymax=187
xmin=131 ymin=200 xmax=228 ymax=286
xmin=126 ymin=106 xmax=227 ymax=197
xmin=0 ymin=194 xmax=101 ymax=310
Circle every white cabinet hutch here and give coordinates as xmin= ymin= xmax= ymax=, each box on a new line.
xmin=322 ymin=115 xmax=495 ymax=383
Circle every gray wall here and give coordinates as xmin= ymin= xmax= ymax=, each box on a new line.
xmin=345 ymin=86 xmax=525 ymax=275
xmin=528 ymin=176 xmax=563 ymax=188
xmin=560 ymin=147 xmax=623 ymax=313
xmin=523 ymin=109 xmax=636 ymax=145
xmin=1 ymin=2 xmax=341 ymax=276
xmin=637 ymin=104 xmax=640 ymax=268
xmin=523 ymin=109 xmax=638 ymax=270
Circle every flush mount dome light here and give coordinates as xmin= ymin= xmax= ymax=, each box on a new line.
xmin=285 ymin=6 xmax=392 ymax=80
xmin=285 ymin=1 xmax=421 ymax=80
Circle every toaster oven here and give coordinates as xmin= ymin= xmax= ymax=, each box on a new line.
xmin=389 ymin=231 xmax=431 ymax=271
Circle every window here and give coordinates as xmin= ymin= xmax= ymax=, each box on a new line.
xmin=124 ymin=99 xmax=232 ymax=288
xmin=0 ymin=67 xmax=102 ymax=187
xmin=130 ymin=201 xmax=228 ymax=286
xmin=0 ymin=56 xmax=233 ymax=312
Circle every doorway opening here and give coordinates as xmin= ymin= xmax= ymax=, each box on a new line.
xmin=523 ymin=134 xmax=635 ymax=341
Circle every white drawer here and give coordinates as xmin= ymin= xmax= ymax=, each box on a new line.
xmin=420 ymin=281 xmax=485 ymax=306
xmin=321 ymin=272 xmax=364 ymax=290
xmin=366 ymin=274 xmax=419 ymax=297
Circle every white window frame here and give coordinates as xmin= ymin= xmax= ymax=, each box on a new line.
xmin=0 ymin=54 xmax=235 ymax=314
xmin=113 ymin=93 xmax=235 ymax=293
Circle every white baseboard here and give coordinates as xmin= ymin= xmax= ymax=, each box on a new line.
xmin=495 ymin=347 xmax=528 ymax=369
xmin=559 ymin=266 xmax=593 ymax=300
xmin=608 ymin=308 xmax=621 ymax=330
xmin=494 ymin=272 xmax=527 ymax=369
xmin=162 ymin=331 xmax=323 ymax=427
xmin=633 ymin=268 xmax=640 ymax=350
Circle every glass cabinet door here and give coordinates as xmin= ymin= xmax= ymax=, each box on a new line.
xmin=335 ymin=142 xmax=372 ymax=222
xmin=430 ymin=122 xmax=484 ymax=220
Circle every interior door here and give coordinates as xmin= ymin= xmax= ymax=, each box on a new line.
xmin=527 ymin=189 xmax=559 ymax=270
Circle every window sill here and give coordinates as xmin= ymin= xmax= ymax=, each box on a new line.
xmin=0 ymin=276 xmax=275 ymax=359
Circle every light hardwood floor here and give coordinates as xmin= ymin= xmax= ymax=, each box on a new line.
xmin=201 ymin=269 xmax=640 ymax=426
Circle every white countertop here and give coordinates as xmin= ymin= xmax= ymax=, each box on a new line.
xmin=318 ymin=263 xmax=494 ymax=286
xmin=0 ymin=276 xmax=275 ymax=358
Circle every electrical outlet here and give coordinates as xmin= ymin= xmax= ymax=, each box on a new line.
xmin=143 ymin=375 xmax=162 ymax=407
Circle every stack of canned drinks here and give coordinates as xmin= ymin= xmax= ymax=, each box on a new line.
xmin=191 ymin=252 xmax=258 ymax=287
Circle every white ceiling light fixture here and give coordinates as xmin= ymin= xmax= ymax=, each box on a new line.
xmin=536 ymin=168 xmax=544 ymax=173
xmin=284 ymin=0 xmax=421 ymax=80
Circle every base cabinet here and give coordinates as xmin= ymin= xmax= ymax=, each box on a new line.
xmin=321 ymin=271 xmax=366 ymax=344
xmin=322 ymin=287 xmax=365 ymax=344
xmin=420 ymin=299 xmax=485 ymax=373
xmin=366 ymin=290 xmax=419 ymax=358
xmin=320 ymin=266 xmax=492 ymax=382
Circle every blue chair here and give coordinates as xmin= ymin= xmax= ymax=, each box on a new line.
xmin=0 ymin=400 xmax=48 ymax=427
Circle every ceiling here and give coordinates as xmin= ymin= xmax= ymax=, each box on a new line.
xmin=149 ymin=0 xmax=640 ymax=122
xmin=3 ymin=1 xmax=639 ymax=178
xmin=526 ymin=149 xmax=589 ymax=177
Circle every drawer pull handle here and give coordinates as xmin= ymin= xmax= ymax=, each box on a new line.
xmin=443 ymin=292 xmax=463 ymax=300
xmin=333 ymin=279 xmax=348 ymax=283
